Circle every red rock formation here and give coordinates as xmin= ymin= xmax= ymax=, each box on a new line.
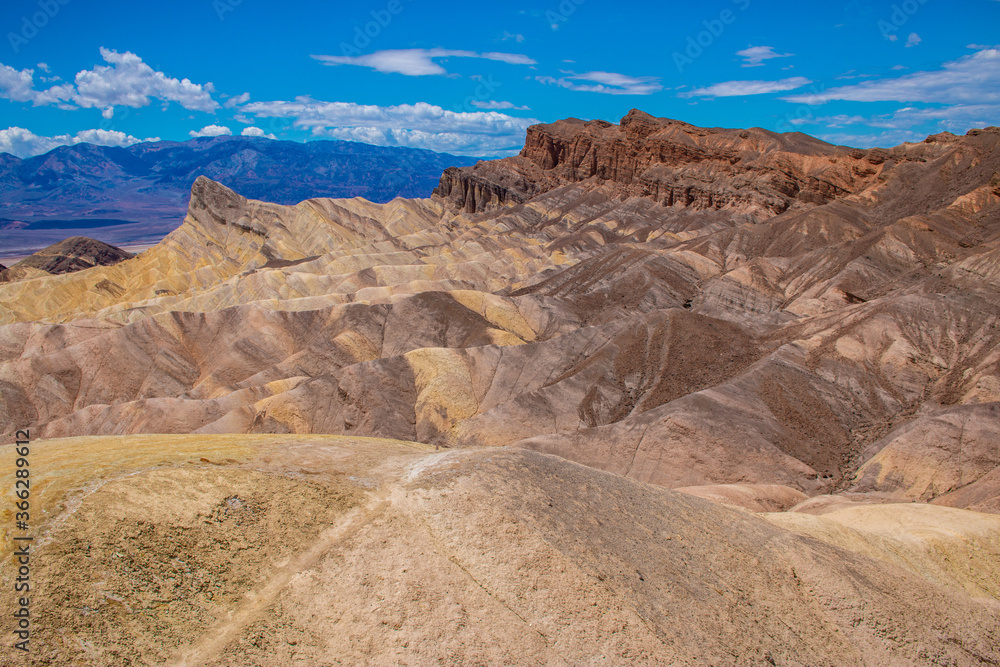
xmin=435 ymin=109 xmax=898 ymax=218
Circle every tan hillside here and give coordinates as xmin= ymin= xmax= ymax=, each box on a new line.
xmin=2 ymin=111 xmax=1000 ymax=664
xmin=0 ymin=435 xmax=998 ymax=666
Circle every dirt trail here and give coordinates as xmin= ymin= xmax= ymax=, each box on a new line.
xmin=166 ymin=451 xmax=440 ymax=666
xmin=3 ymin=436 xmax=999 ymax=665
xmin=166 ymin=500 xmax=388 ymax=666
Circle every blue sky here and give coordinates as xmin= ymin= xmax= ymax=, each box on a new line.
xmin=0 ymin=0 xmax=998 ymax=158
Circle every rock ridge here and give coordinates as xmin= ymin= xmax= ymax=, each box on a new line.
xmin=433 ymin=109 xmax=910 ymax=218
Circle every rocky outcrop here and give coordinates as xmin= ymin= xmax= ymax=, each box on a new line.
xmin=432 ymin=166 xmax=532 ymax=214
xmin=13 ymin=236 xmax=134 ymax=275
xmin=0 ymin=237 xmax=133 ymax=284
xmin=434 ymin=109 xmax=898 ymax=217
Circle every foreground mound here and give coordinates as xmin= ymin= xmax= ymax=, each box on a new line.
xmin=2 ymin=112 xmax=1000 ymax=512
xmin=1 ymin=435 xmax=997 ymax=665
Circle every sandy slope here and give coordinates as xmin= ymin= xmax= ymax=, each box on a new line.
xmin=1 ymin=114 xmax=1000 ymax=664
xmin=0 ymin=435 xmax=997 ymax=666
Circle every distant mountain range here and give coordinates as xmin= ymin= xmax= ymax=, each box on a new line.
xmin=0 ymin=136 xmax=478 ymax=256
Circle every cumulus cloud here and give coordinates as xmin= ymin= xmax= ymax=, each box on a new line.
xmin=736 ymin=46 xmax=793 ymax=67
xmin=241 ymin=126 xmax=277 ymax=139
xmin=782 ymin=48 xmax=1000 ymax=104
xmin=905 ymin=33 xmax=922 ymax=48
xmin=0 ymin=64 xmax=40 ymax=103
xmin=242 ymin=97 xmax=538 ymax=156
xmin=311 ymin=49 xmax=536 ymax=76
xmin=535 ymin=71 xmax=662 ymax=95
xmin=189 ymin=124 xmax=232 ymax=137
xmin=0 ymin=49 xmax=218 ymax=117
xmin=0 ymin=126 xmax=159 ymax=158
xmin=73 ymin=49 xmax=218 ymax=114
xmin=680 ymin=77 xmax=811 ymax=98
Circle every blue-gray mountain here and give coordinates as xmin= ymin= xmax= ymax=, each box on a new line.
xmin=0 ymin=136 xmax=477 ymax=255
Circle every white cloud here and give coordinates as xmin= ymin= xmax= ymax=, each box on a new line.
xmin=736 ymin=46 xmax=793 ymax=67
xmin=783 ymin=48 xmax=1000 ymax=104
xmin=834 ymin=70 xmax=877 ymax=80
xmin=241 ymin=126 xmax=277 ymax=139
xmin=322 ymin=127 xmax=526 ymax=155
xmin=189 ymin=124 xmax=232 ymax=138
xmin=0 ymin=64 xmax=39 ymax=103
xmin=680 ymin=77 xmax=811 ymax=98
xmin=471 ymin=100 xmax=530 ymax=110
xmin=905 ymin=32 xmax=922 ymax=48
xmin=0 ymin=126 xmax=159 ymax=158
xmin=785 ymin=101 xmax=1000 ymax=151
xmin=242 ymin=97 xmax=538 ymax=156
xmin=224 ymin=92 xmax=250 ymax=108
xmin=815 ymin=129 xmax=928 ymax=148
xmin=311 ymin=49 xmax=536 ymax=76
xmin=0 ymin=49 xmax=218 ymax=116
xmin=788 ymin=114 xmax=868 ymax=128
xmin=37 ymin=62 xmax=50 ymax=73
xmin=791 ymin=104 xmax=1000 ymax=132
xmin=535 ymin=71 xmax=662 ymax=95
xmin=73 ymin=49 xmax=218 ymax=115
xmin=500 ymin=32 xmax=525 ymax=43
